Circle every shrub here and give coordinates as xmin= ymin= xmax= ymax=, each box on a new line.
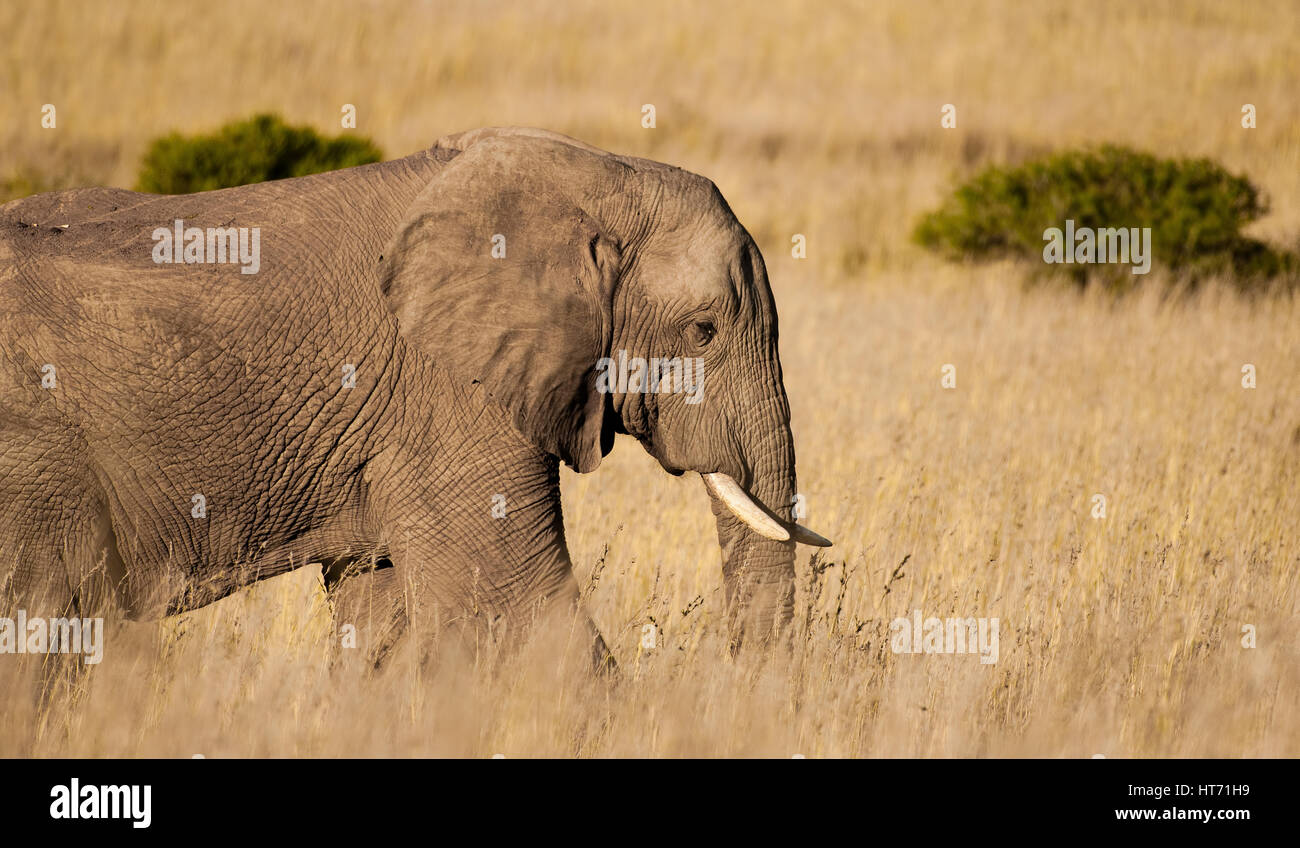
xmin=913 ymin=145 xmax=1296 ymax=289
xmin=1 ymin=170 xmax=74 ymax=204
xmin=136 ymin=113 xmax=383 ymax=194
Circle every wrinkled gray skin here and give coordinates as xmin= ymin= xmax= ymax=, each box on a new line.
xmin=0 ymin=127 xmax=827 ymax=669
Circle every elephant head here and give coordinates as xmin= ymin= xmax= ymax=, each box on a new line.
xmin=379 ymin=127 xmax=830 ymax=647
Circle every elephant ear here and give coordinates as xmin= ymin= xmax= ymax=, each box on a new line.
xmin=379 ymin=135 xmax=624 ymax=473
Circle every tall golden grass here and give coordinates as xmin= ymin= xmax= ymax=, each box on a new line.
xmin=1 ymin=0 xmax=1297 ymax=756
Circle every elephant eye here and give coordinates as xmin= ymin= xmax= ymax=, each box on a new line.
xmin=689 ymin=320 xmax=716 ymax=347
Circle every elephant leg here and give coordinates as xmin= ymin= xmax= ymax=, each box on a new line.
xmin=0 ymin=461 xmax=123 ymax=738
xmin=0 ymin=549 xmax=82 ymax=739
xmin=553 ymin=581 xmax=617 ymax=676
xmin=324 ymin=558 xmax=412 ymax=670
xmin=324 ymin=562 xmax=500 ymax=673
xmin=589 ymin=622 xmax=616 ymax=675
xmin=325 ymin=559 xmax=615 ymax=675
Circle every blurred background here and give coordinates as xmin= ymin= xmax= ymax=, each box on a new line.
xmin=4 ymin=0 xmax=1297 ymax=277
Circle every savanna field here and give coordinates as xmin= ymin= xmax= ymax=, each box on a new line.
xmin=1 ymin=0 xmax=1297 ymax=756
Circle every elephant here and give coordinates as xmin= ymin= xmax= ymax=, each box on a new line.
xmin=0 ymin=126 xmax=830 ymax=674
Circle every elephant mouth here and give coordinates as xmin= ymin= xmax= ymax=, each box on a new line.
xmin=702 ymin=472 xmax=832 ymax=547
xmin=620 ymin=397 xmax=829 ymax=546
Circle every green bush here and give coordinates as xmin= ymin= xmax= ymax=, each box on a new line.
xmin=136 ymin=113 xmax=383 ymax=194
xmin=913 ymin=145 xmax=1296 ymax=289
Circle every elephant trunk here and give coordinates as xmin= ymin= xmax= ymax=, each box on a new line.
xmin=705 ymin=389 xmax=803 ymax=651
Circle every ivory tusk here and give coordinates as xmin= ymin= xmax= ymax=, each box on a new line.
xmin=702 ymin=472 xmax=834 ymax=547
xmin=703 ymin=473 xmax=790 ymax=541
xmin=789 ymin=523 xmax=832 ymax=547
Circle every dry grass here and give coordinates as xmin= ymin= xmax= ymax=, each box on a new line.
xmin=1 ymin=0 xmax=1298 ymax=756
